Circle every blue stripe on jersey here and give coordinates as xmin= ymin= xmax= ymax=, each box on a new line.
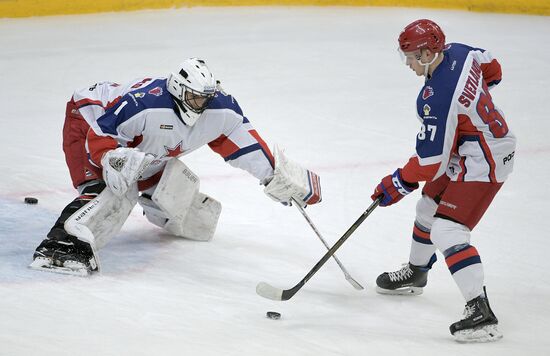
xmin=224 ymin=143 xmax=262 ymax=161
xmin=415 ymin=43 xmax=471 ymax=159
xmin=207 ymin=92 xmax=244 ymax=116
xmin=97 ymin=79 xmax=174 ymax=135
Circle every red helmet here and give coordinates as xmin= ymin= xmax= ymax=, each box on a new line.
xmin=398 ymin=19 xmax=446 ymax=53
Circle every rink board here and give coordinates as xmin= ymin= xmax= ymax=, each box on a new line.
xmin=1 ymin=0 xmax=549 ymax=18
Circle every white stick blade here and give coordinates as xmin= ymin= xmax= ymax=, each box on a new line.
xmin=346 ymin=276 xmax=365 ymax=290
xmin=256 ymin=282 xmax=283 ymax=301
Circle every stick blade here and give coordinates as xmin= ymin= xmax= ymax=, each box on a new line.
xmin=256 ymin=282 xmax=284 ymax=301
xmin=345 ymin=276 xmax=365 ymax=290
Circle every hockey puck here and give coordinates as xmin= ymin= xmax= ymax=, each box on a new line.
xmin=266 ymin=311 xmax=281 ymax=320
xmin=24 ymin=197 xmax=38 ymax=205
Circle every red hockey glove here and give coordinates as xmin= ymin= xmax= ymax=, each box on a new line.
xmin=371 ymin=169 xmax=419 ymax=207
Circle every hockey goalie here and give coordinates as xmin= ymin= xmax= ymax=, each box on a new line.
xmin=30 ymin=58 xmax=322 ymax=276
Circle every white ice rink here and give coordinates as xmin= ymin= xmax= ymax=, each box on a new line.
xmin=1 ymin=6 xmax=549 ymax=356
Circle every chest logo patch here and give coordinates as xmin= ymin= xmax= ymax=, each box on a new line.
xmin=422 ymin=86 xmax=434 ymax=100
xmin=160 ymin=124 xmax=173 ymax=130
xmin=423 ymin=104 xmax=431 ymax=116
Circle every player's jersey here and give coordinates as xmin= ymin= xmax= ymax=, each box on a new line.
xmin=401 ymin=43 xmax=516 ymax=184
xmin=73 ymin=77 xmax=274 ymax=190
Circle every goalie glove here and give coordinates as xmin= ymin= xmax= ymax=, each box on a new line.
xmin=101 ymin=147 xmax=153 ymax=196
xmin=263 ymin=146 xmax=322 ymax=207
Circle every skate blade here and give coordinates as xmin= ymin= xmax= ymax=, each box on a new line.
xmin=29 ymin=258 xmax=91 ymax=277
xmin=453 ymin=324 xmax=503 ymax=343
xmin=376 ymin=286 xmax=423 ymax=296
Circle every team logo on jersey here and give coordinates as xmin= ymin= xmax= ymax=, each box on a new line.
xmin=422 ymin=86 xmax=434 ymax=100
xmin=134 ymin=92 xmax=145 ymax=98
xmin=160 ymin=124 xmax=173 ymax=130
xmin=148 ymin=87 xmax=163 ymax=97
xmin=162 ymin=141 xmax=184 ymax=158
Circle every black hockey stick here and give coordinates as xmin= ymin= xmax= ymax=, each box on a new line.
xmin=256 ymin=196 xmax=382 ymax=301
xmin=292 ymin=199 xmax=364 ymax=290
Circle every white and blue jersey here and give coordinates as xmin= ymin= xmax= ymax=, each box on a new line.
xmin=74 ymin=77 xmax=274 ymax=190
xmin=401 ymin=43 xmax=516 ymax=184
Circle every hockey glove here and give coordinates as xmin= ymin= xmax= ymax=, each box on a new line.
xmin=101 ymin=147 xmax=153 ymax=196
xmin=372 ymin=169 xmax=419 ymax=207
xmin=264 ymin=146 xmax=322 ymax=207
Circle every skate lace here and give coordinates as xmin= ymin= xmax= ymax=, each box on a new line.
xmin=388 ymin=264 xmax=413 ymax=282
xmin=463 ymin=304 xmax=476 ymax=319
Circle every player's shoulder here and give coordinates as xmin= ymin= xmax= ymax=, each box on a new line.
xmin=122 ymin=78 xmax=173 ymax=110
xmin=206 ymin=90 xmax=244 ymax=116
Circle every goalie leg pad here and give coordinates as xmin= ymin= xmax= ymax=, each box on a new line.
xmin=146 ymin=159 xmax=222 ymax=241
xmin=151 ymin=158 xmax=199 ymax=221
xmin=138 ymin=194 xmax=169 ymax=229
xmin=65 ymin=183 xmax=138 ymax=260
xmin=164 ymin=192 xmax=222 ymax=241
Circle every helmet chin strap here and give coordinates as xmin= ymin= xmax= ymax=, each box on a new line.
xmin=417 ymin=52 xmax=439 ymax=77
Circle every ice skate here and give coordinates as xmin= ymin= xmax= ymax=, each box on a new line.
xmin=376 ymin=263 xmax=428 ymax=295
xmin=450 ymin=290 xmax=503 ymax=343
xmin=30 ymin=236 xmax=98 ymax=276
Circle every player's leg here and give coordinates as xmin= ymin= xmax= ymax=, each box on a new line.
xmin=430 ymin=181 xmax=503 ymax=342
xmin=376 ymin=175 xmax=448 ymax=295
xmin=31 ymin=180 xmax=105 ymax=274
xmin=31 ymin=99 xmax=103 ymax=274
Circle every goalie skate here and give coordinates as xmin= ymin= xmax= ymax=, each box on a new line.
xmin=29 ymin=237 xmax=98 ymax=277
xmin=29 ymin=257 xmax=95 ymax=277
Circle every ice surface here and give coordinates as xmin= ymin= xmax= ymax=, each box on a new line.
xmin=1 ymin=7 xmax=549 ymax=356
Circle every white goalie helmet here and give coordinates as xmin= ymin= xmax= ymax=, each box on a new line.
xmin=167 ymin=58 xmax=217 ymax=126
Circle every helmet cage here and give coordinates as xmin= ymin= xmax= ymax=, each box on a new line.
xmin=172 ymin=81 xmax=215 ymax=115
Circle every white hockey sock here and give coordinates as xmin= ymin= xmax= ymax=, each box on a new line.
xmin=431 ymin=218 xmax=484 ymax=301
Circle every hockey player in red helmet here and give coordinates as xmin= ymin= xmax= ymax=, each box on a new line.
xmin=371 ymin=19 xmax=516 ymax=342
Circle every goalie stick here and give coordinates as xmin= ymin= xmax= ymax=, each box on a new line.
xmin=292 ymin=198 xmax=364 ymax=290
xmin=256 ymin=196 xmax=382 ymax=301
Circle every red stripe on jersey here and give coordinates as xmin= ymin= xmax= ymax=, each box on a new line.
xmin=401 ymin=156 xmax=439 ymax=183
xmin=413 ymin=225 xmax=430 ymax=240
xmin=73 ymin=97 xmax=104 ymax=109
xmin=249 ymin=129 xmax=274 ymax=165
xmin=445 ymin=246 xmax=479 ymax=268
xmin=87 ymin=129 xmax=118 ymax=167
xmin=457 ymin=115 xmax=497 ymax=182
xmin=208 ymin=135 xmax=240 ymax=158
xmin=480 ymin=59 xmax=502 ymax=86
xmin=106 ymin=96 xmax=122 ymax=110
